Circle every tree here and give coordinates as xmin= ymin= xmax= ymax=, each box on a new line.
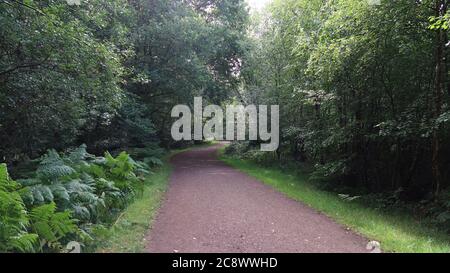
xmin=241 ymin=0 xmax=450 ymax=198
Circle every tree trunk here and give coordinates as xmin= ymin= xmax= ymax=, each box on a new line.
xmin=432 ymin=0 xmax=447 ymax=198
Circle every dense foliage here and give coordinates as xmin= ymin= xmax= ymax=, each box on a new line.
xmin=0 ymin=0 xmax=248 ymax=160
xmin=1 ymin=145 xmax=154 ymax=252
xmin=4 ymin=0 xmax=449 ymax=251
xmin=229 ymin=0 xmax=450 ymax=227
xmin=0 ymin=0 xmax=249 ymax=252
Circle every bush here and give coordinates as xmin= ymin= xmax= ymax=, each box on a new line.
xmin=0 ymin=164 xmax=77 ymax=253
xmin=224 ymin=141 xmax=251 ymax=155
xmin=0 ymin=144 xmax=162 ymax=252
xmin=128 ymin=144 xmax=165 ymax=168
xmin=241 ymin=150 xmax=277 ymax=166
xmin=0 ymin=164 xmax=38 ymax=252
xmin=225 ymin=142 xmax=280 ymax=166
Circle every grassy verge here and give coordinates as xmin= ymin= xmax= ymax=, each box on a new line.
xmin=96 ymin=162 xmax=171 ymax=253
xmin=219 ymin=149 xmax=450 ymax=253
xmin=96 ymin=143 xmax=214 ymax=253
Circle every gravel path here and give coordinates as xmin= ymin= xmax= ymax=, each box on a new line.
xmin=146 ymin=145 xmax=369 ymax=253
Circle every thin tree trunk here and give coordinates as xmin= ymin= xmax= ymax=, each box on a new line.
xmin=432 ymin=0 xmax=446 ymax=198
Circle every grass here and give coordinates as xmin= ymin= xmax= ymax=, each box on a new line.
xmin=96 ymin=162 xmax=171 ymax=253
xmin=219 ymin=149 xmax=450 ymax=253
xmin=96 ymin=143 xmax=215 ymax=253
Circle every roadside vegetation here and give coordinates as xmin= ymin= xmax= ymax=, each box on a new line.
xmin=97 ymin=144 xmax=215 ymax=253
xmin=96 ymin=162 xmax=171 ymax=253
xmin=0 ymin=144 xmax=166 ymax=253
xmin=0 ymin=0 xmax=247 ymax=253
xmin=220 ymin=146 xmax=450 ymax=253
xmin=2 ymin=0 xmax=450 ymax=253
xmin=232 ymin=0 xmax=450 ymax=244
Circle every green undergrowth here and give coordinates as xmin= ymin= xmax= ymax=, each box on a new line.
xmin=219 ymin=148 xmax=450 ymax=253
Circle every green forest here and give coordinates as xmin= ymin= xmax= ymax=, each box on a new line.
xmin=1 ymin=0 xmax=450 ymax=253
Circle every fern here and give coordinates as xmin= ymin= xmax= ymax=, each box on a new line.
xmin=37 ymin=150 xmax=75 ymax=181
xmin=0 ymin=164 xmax=38 ymax=252
xmin=129 ymin=145 xmax=165 ymax=167
xmin=129 ymin=145 xmax=165 ymax=162
xmin=48 ymin=183 xmax=70 ymax=203
xmin=93 ymin=178 xmax=125 ymax=213
xmin=29 ymin=202 xmax=77 ymax=252
xmin=102 ymin=151 xmax=145 ymax=195
xmin=65 ymin=144 xmax=94 ymax=165
xmin=105 ymin=152 xmax=136 ymax=179
xmin=83 ymin=164 xmax=106 ymax=179
xmin=19 ymin=181 xmax=69 ymax=207
xmin=71 ymin=205 xmax=91 ymax=221
xmin=3 ymin=145 xmax=157 ymax=252
xmin=8 ymin=233 xmax=39 ymax=253
xmin=33 ymin=185 xmax=54 ymax=204
xmin=144 ymin=156 xmax=163 ymax=167
xmin=65 ymin=179 xmax=105 ymax=222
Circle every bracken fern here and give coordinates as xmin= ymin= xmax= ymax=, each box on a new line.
xmin=0 ymin=164 xmax=38 ymax=252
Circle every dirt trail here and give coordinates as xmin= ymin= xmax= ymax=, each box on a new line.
xmin=146 ymin=145 xmax=369 ymax=253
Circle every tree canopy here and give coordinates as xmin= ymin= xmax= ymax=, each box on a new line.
xmin=239 ymin=0 xmax=450 ymax=200
xmin=0 ymin=0 xmax=249 ymax=160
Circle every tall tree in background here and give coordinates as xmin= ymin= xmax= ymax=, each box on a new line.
xmin=431 ymin=0 xmax=447 ymax=197
xmin=241 ymin=0 xmax=450 ymax=198
xmin=0 ymin=0 xmax=250 ymax=159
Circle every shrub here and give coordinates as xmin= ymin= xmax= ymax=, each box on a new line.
xmin=29 ymin=202 xmax=77 ymax=252
xmin=0 ymin=164 xmax=38 ymax=252
xmin=224 ymin=141 xmax=251 ymax=155
xmin=0 ymin=144 xmax=162 ymax=252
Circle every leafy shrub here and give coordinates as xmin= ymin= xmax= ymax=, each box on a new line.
xmin=423 ymin=191 xmax=450 ymax=232
xmin=241 ymin=150 xmax=277 ymax=165
xmin=225 ymin=142 xmax=280 ymax=166
xmin=18 ymin=145 xmax=147 ymax=220
xmin=19 ymin=148 xmax=103 ymax=223
xmin=0 ymin=144 xmax=162 ymax=252
xmin=224 ymin=141 xmax=251 ymax=155
xmin=0 ymin=164 xmax=38 ymax=252
xmin=103 ymin=151 xmax=144 ymax=194
xmin=29 ymin=202 xmax=77 ymax=252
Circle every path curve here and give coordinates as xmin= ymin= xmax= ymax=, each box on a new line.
xmin=146 ymin=145 xmax=369 ymax=253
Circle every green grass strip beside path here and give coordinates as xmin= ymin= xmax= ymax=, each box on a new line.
xmin=219 ymin=149 xmax=450 ymax=253
xmin=96 ymin=162 xmax=171 ymax=253
xmin=97 ymin=143 xmax=216 ymax=253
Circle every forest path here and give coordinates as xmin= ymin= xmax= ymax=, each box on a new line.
xmin=145 ymin=144 xmax=369 ymax=253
